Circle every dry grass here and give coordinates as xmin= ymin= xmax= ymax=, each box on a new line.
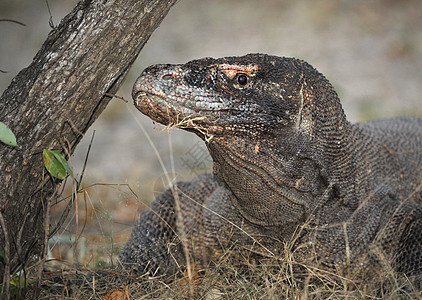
xmin=13 ymin=171 xmax=417 ymax=299
xmin=30 ymin=182 xmax=421 ymax=299
xmin=28 ymin=176 xmax=420 ymax=299
xmin=32 ymin=245 xmax=421 ymax=299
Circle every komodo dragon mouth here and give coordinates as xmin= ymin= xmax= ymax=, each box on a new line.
xmin=133 ymin=89 xmax=232 ymax=137
xmin=135 ymin=91 xmax=232 ymax=141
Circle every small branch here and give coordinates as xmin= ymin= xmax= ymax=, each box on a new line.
xmin=45 ymin=0 xmax=54 ymax=28
xmin=0 ymin=19 xmax=26 ymax=26
xmin=0 ymin=210 xmax=11 ymax=300
xmin=105 ymin=93 xmax=128 ymax=103
xmin=65 ymin=119 xmax=84 ymax=138
xmin=78 ymin=130 xmax=96 ymax=190
xmin=35 ymin=186 xmax=58 ymax=298
xmin=0 ymin=16 xmax=26 ymax=75
xmin=48 ymin=198 xmax=72 ymax=238
xmin=15 ymin=209 xmax=28 ymax=267
xmin=72 ymin=186 xmax=79 ymax=265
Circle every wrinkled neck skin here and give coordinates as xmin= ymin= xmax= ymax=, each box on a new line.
xmin=206 ymin=126 xmax=333 ymax=229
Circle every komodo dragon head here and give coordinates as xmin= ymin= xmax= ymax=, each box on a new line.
xmin=133 ymin=54 xmax=354 ymax=227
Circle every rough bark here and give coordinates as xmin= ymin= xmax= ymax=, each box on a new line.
xmin=0 ymin=0 xmax=177 ymax=277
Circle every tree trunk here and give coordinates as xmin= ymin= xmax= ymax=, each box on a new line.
xmin=0 ymin=0 xmax=176 ymax=278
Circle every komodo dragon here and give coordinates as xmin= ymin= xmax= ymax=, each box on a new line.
xmin=120 ymin=54 xmax=422 ymax=289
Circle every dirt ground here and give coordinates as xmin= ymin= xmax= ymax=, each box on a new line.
xmin=1 ymin=0 xmax=422 ymax=274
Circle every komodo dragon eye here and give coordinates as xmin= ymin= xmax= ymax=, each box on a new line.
xmin=236 ymin=73 xmax=249 ymax=86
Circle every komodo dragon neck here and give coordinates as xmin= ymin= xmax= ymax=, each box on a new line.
xmin=132 ymin=53 xmax=362 ymax=229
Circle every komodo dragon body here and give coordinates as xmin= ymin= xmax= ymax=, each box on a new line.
xmin=121 ymin=54 xmax=422 ymax=288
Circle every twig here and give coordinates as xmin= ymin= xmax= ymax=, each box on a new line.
xmin=48 ymin=197 xmax=72 ymax=238
xmin=0 ymin=19 xmax=26 ymax=26
xmin=105 ymin=93 xmax=128 ymax=103
xmin=78 ymin=130 xmax=96 ymax=190
xmin=65 ymin=119 xmax=84 ymax=138
xmin=48 ymin=134 xmax=80 ymax=238
xmin=45 ymin=0 xmax=54 ymax=28
xmin=0 ymin=210 xmax=11 ymax=300
xmin=72 ymin=185 xmax=80 ymax=266
xmin=35 ymin=185 xmax=59 ymax=299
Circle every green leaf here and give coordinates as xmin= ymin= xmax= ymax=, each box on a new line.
xmin=0 ymin=121 xmax=17 ymax=146
xmin=43 ymin=149 xmax=72 ymax=180
xmin=51 ymin=150 xmax=74 ymax=178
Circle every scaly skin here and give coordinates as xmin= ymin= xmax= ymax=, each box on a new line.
xmin=122 ymin=54 xmax=422 ymax=289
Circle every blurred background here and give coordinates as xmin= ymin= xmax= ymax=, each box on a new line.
xmin=1 ymin=0 xmax=422 ymax=269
